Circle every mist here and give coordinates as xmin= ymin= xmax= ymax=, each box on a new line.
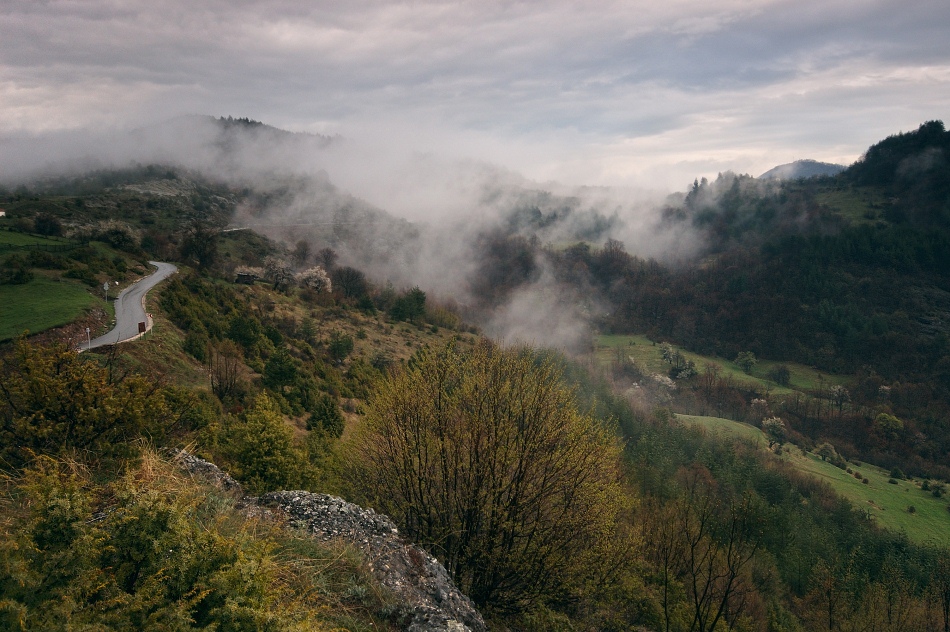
xmin=0 ymin=115 xmax=701 ymax=351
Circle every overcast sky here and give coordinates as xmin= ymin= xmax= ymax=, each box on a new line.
xmin=2 ymin=0 xmax=948 ymax=191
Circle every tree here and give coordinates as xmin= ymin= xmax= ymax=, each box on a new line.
xmin=678 ymin=480 xmax=763 ymax=632
xmin=180 ymin=217 xmax=218 ymax=269
xmin=349 ymin=341 xmax=628 ymax=611
xmin=326 ymin=332 xmax=353 ymax=363
xmin=873 ymin=412 xmax=904 ymax=444
xmin=317 ymin=247 xmax=338 ymax=271
xmin=817 ymin=442 xmax=838 ymax=463
xmin=389 ymin=286 xmax=426 ymax=322
xmin=331 ymin=266 xmax=368 ymax=299
xmin=208 ymin=340 xmax=243 ymax=401
xmin=223 ymin=393 xmax=305 ymax=494
xmin=295 ymin=266 xmax=331 ymax=293
xmin=734 ymin=351 xmax=757 ymax=375
xmin=308 ymin=393 xmax=344 ymax=438
xmin=263 ymin=348 xmax=297 ymax=390
xmin=767 ymin=364 xmax=791 ymax=386
xmin=263 ymin=256 xmax=294 ymax=291
xmin=762 ymin=416 xmax=787 ymax=449
xmin=292 ymin=239 xmax=310 ymax=266
xmin=33 ymin=213 xmax=63 ymax=236
xmin=829 ymin=385 xmax=850 ymax=419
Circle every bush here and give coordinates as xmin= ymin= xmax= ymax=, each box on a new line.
xmin=222 ymin=393 xmax=308 ymax=494
xmin=327 ymin=332 xmax=354 ymax=363
xmin=308 ymin=393 xmax=345 ymax=438
xmin=349 ymin=341 xmax=628 ymax=611
xmin=0 ymin=340 xmax=169 ymax=469
xmin=0 ymin=453 xmax=335 ymax=631
xmin=767 ymin=364 xmax=791 ymax=386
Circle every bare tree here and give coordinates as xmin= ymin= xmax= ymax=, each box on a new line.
xmin=208 ymin=340 xmax=242 ymax=401
xmin=317 ymin=246 xmax=338 ymax=271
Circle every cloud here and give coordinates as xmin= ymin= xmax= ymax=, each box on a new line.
xmin=1 ymin=0 xmax=948 ymax=189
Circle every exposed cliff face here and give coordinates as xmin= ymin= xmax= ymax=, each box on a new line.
xmin=173 ymin=451 xmax=486 ymax=632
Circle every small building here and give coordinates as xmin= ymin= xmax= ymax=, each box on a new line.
xmin=234 ymin=272 xmax=258 ymax=285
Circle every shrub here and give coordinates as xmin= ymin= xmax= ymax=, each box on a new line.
xmin=327 ymin=332 xmax=354 ymax=363
xmin=0 ymin=340 xmax=168 ymax=468
xmin=222 ymin=393 xmax=307 ymax=494
xmin=767 ymin=364 xmax=791 ymax=386
xmin=349 ymin=341 xmax=628 ymax=611
xmin=308 ymin=393 xmax=345 ymax=438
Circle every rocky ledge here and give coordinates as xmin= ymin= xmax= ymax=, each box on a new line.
xmin=174 ymin=451 xmax=486 ymax=632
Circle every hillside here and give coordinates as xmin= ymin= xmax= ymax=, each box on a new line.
xmin=758 ymin=159 xmax=846 ymax=180
xmin=4 ymin=120 xmax=950 ymax=631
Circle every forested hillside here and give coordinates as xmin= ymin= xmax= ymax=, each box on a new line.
xmin=3 ymin=119 xmax=950 ymax=631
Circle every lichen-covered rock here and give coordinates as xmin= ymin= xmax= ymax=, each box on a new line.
xmin=172 ymin=449 xmax=243 ymax=493
xmin=260 ymin=491 xmax=487 ymax=632
xmin=171 ymin=451 xmax=487 ymax=632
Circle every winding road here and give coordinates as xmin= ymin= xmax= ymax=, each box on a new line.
xmin=85 ymin=261 xmax=177 ymax=350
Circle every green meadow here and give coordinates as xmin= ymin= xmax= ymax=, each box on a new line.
xmin=677 ymin=413 xmax=950 ymax=546
xmin=597 ymin=333 xmax=850 ymax=394
xmin=0 ymin=274 xmax=99 ymax=341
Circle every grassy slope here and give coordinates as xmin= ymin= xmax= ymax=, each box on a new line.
xmin=597 ymin=333 xmax=850 ymax=393
xmin=0 ymin=274 xmax=100 ymax=341
xmin=677 ymin=413 xmax=950 ymax=546
xmin=0 ymin=230 xmax=73 ymax=247
xmin=814 ymin=186 xmax=889 ymax=226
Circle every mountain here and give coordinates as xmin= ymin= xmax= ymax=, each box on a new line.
xmin=758 ymin=158 xmax=846 ymax=180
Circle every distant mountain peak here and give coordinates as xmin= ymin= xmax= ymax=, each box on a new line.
xmin=758 ymin=159 xmax=846 ymax=180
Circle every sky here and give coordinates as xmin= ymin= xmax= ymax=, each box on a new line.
xmin=2 ymin=0 xmax=949 ymax=191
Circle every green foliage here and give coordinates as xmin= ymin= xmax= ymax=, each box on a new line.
xmin=0 ymin=453 xmax=350 ymax=631
xmin=389 ymin=286 xmax=426 ymax=323
xmin=308 ymin=393 xmax=345 ymax=438
xmin=350 ymin=341 xmax=629 ymax=612
xmin=222 ymin=393 xmax=308 ymax=495
xmin=326 ymin=332 xmax=353 ymax=363
xmin=263 ymin=347 xmax=298 ymax=390
xmin=0 ymin=340 xmax=169 ymax=468
xmin=735 ymin=350 xmax=757 ymax=374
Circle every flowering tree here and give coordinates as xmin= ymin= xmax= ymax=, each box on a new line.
xmin=295 ymin=266 xmax=332 ymax=293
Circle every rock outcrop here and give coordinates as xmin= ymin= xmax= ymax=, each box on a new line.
xmin=173 ymin=451 xmax=486 ymax=632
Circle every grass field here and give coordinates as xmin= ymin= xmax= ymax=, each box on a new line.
xmin=0 ymin=275 xmax=99 ymax=341
xmin=0 ymin=230 xmax=72 ymax=248
xmin=789 ymin=449 xmax=950 ymax=546
xmin=596 ymin=334 xmax=849 ymax=394
xmin=815 ymin=187 xmax=889 ymax=226
xmin=678 ymin=414 xmax=766 ymax=445
xmin=677 ymin=413 xmax=950 ymax=546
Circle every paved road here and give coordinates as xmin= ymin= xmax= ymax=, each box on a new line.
xmin=85 ymin=261 xmax=177 ymax=350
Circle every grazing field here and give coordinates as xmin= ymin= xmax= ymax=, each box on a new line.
xmin=677 ymin=414 xmax=766 ymax=445
xmin=0 ymin=230 xmax=70 ymax=248
xmin=789 ymin=449 xmax=950 ymax=546
xmin=678 ymin=413 xmax=950 ymax=546
xmin=596 ymin=333 xmax=850 ymax=394
xmin=0 ymin=275 xmax=99 ymax=340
